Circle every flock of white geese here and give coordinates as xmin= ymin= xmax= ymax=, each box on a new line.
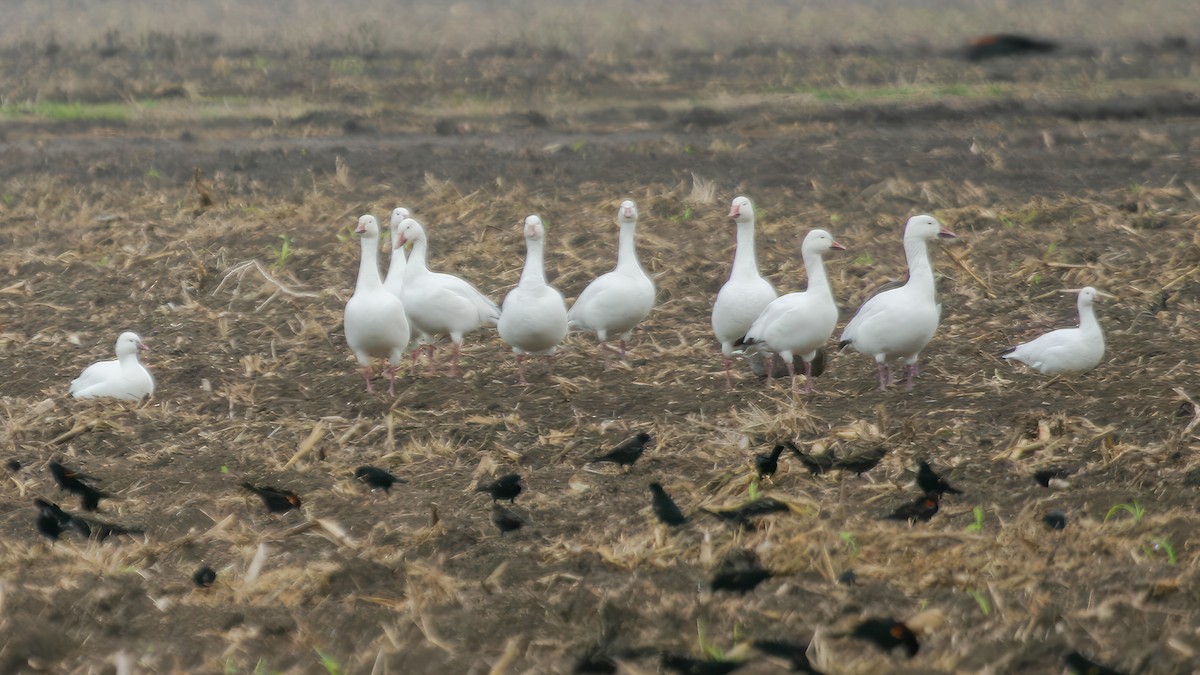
xmin=69 ymin=196 xmax=1109 ymax=399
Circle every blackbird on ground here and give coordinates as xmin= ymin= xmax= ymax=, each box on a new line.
xmin=711 ymin=567 xmax=772 ymax=594
xmin=241 ymin=482 xmax=302 ymax=513
xmin=6 ymin=459 xmax=20 ymax=472
xmin=1044 ymin=510 xmax=1067 ymax=531
xmin=192 ymin=566 xmax=217 ymax=588
xmin=572 ymin=649 xmax=617 ymax=675
xmin=1063 ymin=650 xmax=1126 ymax=675
xmin=491 ymin=504 xmax=525 ymax=535
xmin=916 ymin=460 xmax=962 ymax=496
xmin=752 ymin=639 xmax=824 ymax=674
xmin=885 ymin=493 xmax=940 ymax=523
xmin=704 ymin=497 xmax=789 ymax=529
xmin=1034 ymin=468 xmax=1071 ymax=487
xmin=659 ymin=653 xmax=745 ymax=675
xmin=834 ymin=446 xmax=888 ymax=476
xmin=785 ymin=441 xmax=835 ymax=476
xmin=35 ymin=498 xmax=140 ymax=542
xmin=964 ymin=34 xmax=1058 ymax=61
xmin=591 ymin=432 xmax=653 ymax=469
xmin=850 ymin=618 xmax=919 ymax=657
xmin=49 ymin=460 xmax=110 ymax=511
xmin=649 ymin=482 xmax=687 ymax=526
xmin=477 ymin=473 xmax=523 ymax=503
xmin=355 ymin=466 xmax=405 ymax=493
xmin=755 ymin=444 xmax=786 ymax=479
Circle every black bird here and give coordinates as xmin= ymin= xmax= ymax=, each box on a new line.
xmin=491 ymin=504 xmax=524 ymax=535
xmin=885 ymin=493 xmax=940 ymax=523
xmin=477 ymin=473 xmax=523 ymax=503
xmin=355 ymin=466 xmax=404 ymax=493
xmin=711 ymin=567 xmax=772 ymax=594
xmin=837 ymin=569 xmax=857 ymax=586
xmin=753 ymin=639 xmax=824 ymax=674
xmin=785 ymin=441 xmax=835 ymax=475
xmin=573 ymin=649 xmax=617 ymax=675
xmin=48 ymin=460 xmax=110 ymax=511
xmin=1063 ymin=650 xmax=1126 ymax=675
xmin=241 ymin=482 xmax=302 ymax=513
xmin=649 ymin=482 xmax=687 ymax=526
xmin=850 ymin=618 xmax=919 ymax=657
xmin=34 ymin=498 xmax=140 ymax=542
xmin=591 ymin=432 xmax=653 ymax=469
xmin=659 ymin=653 xmax=745 ymax=675
xmin=755 ymin=444 xmax=786 ymax=479
xmin=6 ymin=459 xmax=20 ymax=472
xmin=834 ymin=446 xmax=888 ymax=476
xmin=965 ymin=34 xmax=1058 ymax=61
xmin=704 ymin=498 xmax=789 ymax=529
xmin=192 ymin=566 xmax=217 ymax=588
xmin=916 ymin=460 xmax=962 ymax=496
xmin=1034 ymin=468 xmax=1071 ymax=487
xmin=1043 ymin=510 xmax=1067 ymax=531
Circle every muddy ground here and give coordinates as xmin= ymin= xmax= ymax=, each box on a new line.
xmin=1 ymin=37 xmax=1199 ymax=674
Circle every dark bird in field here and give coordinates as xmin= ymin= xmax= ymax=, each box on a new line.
xmin=659 ymin=653 xmax=746 ymax=675
xmin=885 ymin=493 xmax=940 ymax=523
xmin=591 ymin=432 xmax=653 ymax=468
xmin=755 ymin=444 xmax=786 ymax=479
xmin=355 ymin=466 xmax=404 ymax=493
xmin=241 ymin=482 xmax=302 ymax=513
xmin=753 ymin=639 xmax=824 ymax=674
xmin=49 ymin=460 xmax=110 ymax=511
xmin=850 ymin=618 xmax=920 ymax=657
xmin=916 ymin=460 xmax=962 ymax=496
xmin=785 ymin=441 xmax=835 ymax=475
xmin=965 ymin=34 xmax=1058 ymax=61
xmin=1034 ymin=467 xmax=1071 ymax=487
xmin=1043 ymin=510 xmax=1067 ymax=531
xmin=838 ymin=569 xmax=857 ymax=586
xmin=192 ymin=566 xmax=217 ymax=588
xmin=573 ymin=649 xmax=617 ymax=675
xmin=834 ymin=446 xmax=888 ymax=476
xmin=704 ymin=497 xmax=789 ymax=529
xmin=35 ymin=498 xmax=141 ymax=542
xmin=491 ymin=504 xmax=525 ymax=535
xmin=1063 ymin=650 xmax=1126 ymax=675
xmin=477 ymin=473 xmax=523 ymax=503
xmin=6 ymin=459 xmax=20 ymax=472
xmin=649 ymin=482 xmax=687 ymax=526
xmin=711 ymin=567 xmax=773 ymax=594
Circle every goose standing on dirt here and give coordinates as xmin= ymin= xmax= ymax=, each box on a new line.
xmin=567 ymin=199 xmax=655 ymax=366
xmin=839 ymin=214 xmax=956 ymax=390
xmin=396 ymin=217 xmax=500 ymax=376
xmin=1001 ymin=287 xmax=1109 ymax=374
xmin=499 ymin=215 xmax=569 ymax=385
xmin=384 ymin=206 xmax=429 ymax=361
xmin=69 ymin=331 xmax=155 ymax=400
xmin=743 ymin=229 xmax=846 ymax=392
xmin=712 ymin=196 xmax=778 ymax=388
xmin=344 ymin=215 xmax=411 ymax=394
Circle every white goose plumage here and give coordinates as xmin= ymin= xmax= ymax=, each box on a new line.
xmin=69 ymin=331 xmax=155 ymax=400
xmin=396 ymin=217 xmax=500 ymax=376
xmin=383 ymin=207 xmax=411 ymax=298
xmin=567 ymin=199 xmax=655 ymax=365
xmin=712 ymin=195 xmax=777 ymax=388
xmin=744 ymin=229 xmax=846 ymax=392
xmin=839 ymin=214 xmax=956 ymax=390
xmin=344 ymin=215 xmax=411 ymax=394
xmin=1002 ymin=287 xmax=1107 ymax=374
xmin=498 ymin=215 xmax=569 ymax=384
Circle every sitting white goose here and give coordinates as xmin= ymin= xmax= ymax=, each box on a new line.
xmin=1002 ymin=287 xmax=1109 ymax=374
xmin=69 ymin=331 xmax=155 ymax=400
xmin=567 ymin=199 xmax=655 ymax=366
xmin=743 ymin=229 xmax=846 ymax=393
xmin=712 ymin=195 xmax=778 ymax=388
xmin=498 ymin=215 xmax=569 ymax=385
xmin=344 ymin=215 xmax=411 ymax=394
xmin=396 ymin=217 xmax=501 ymax=376
xmin=839 ymin=214 xmax=956 ymax=390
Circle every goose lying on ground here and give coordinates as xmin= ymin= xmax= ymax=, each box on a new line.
xmin=1002 ymin=287 xmax=1109 ymax=374
xmin=69 ymin=332 xmax=154 ymax=400
xmin=498 ymin=215 xmax=568 ymax=385
xmin=839 ymin=215 xmax=956 ymax=390
xmin=712 ymin=196 xmax=777 ymax=388
xmin=344 ymin=215 xmax=411 ymax=394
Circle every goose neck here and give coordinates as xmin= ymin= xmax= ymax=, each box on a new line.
xmin=902 ymin=236 xmax=935 ymax=293
xmin=520 ymin=236 xmax=547 ymax=286
xmin=357 ymin=235 xmax=383 ymax=291
xmin=802 ymin=248 xmax=832 ymax=297
xmin=1078 ymin=298 xmax=1100 ymax=333
xmin=616 ymin=222 xmax=642 ymax=273
xmin=406 ymin=237 xmax=429 ymax=275
xmin=118 ymin=350 xmax=141 ymax=369
xmin=731 ymin=221 xmax=760 ymax=278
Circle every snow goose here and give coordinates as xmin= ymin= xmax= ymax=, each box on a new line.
xmin=838 ymin=215 xmax=956 ymax=390
xmin=1001 ymin=287 xmax=1109 ymax=374
xmin=712 ymin=196 xmax=778 ymax=388
xmin=498 ymin=215 xmax=568 ymax=384
xmin=69 ymin=331 xmax=154 ymax=400
xmin=344 ymin=215 xmax=411 ymax=394
xmin=383 ymin=207 xmax=411 ymax=298
xmin=396 ymin=217 xmax=500 ymax=376
xmin=567 ymin=199 xmax=655 ymax=366
xmin=743 ymin=229 xmax=846 ymax=392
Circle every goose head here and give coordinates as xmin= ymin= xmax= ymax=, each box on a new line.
xmin=903 ymin=214 xmax=956 ymax=241
xmin=394 ymin=218 xmax=426 ymax=248
xmin=389 ymin=207 xmax=411 ymax=229
xmin=802 ymin=229 xmax=847 ymax=255
xmin=1067 ymin=286 xmax=1115 ymax=307
xmin=617 ymin=199 xmax=638 ymax=225
xmin=523 ymin=214 xmax=545 ymax=240
xmin=115 ymin=332 xmax=148 ymax=357
xmin=355 ymin=214 xmax=381 ymax=239
xmin=729 ymin=196 xmax=754 ymax=224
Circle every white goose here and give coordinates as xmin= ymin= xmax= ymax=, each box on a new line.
xmin=1002 ymin=287 xmax=1108 ymax=374
xmin=344 ymin=215 xmax=411 ymax=394
xmin=383 ymin=207 xmax=411 ymax=298
xmin=69 ymin=331 xmax=154 ymax=400
xmin=498 ymin=215 xmax=569 ymax=385
xmin=839 ymin=214 xmax=956 ymax=390
xmin=743 ymin=229 xmax=846 ymax=393
xmin=567 ymin=199 xmax=655 ymax=365
xmin=712 ymin=196 xmax=778 ymax=388
xmin=396 ymin=217 xmax=500 ymax=376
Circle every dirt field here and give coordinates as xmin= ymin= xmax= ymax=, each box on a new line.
xmin=1 ymin=20 xmax=1199 ymax=675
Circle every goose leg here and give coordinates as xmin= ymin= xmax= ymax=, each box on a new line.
xmin=723 ymin=356 xmax=734 ymax=389
xmin=876 ymin=362 xmax=889 ymax=391
xmin=802 ymin=359 xmax=814 ymax=394
xmin=361 ymin=365 xmax=374 ymax=393
xmin=619 ymin=339 xmax=627 ymax=359
xmin=515 ymin=354 xmax=528 ymax=386
xmin=786 ymin=357 xmax=797 ymax=393
xmin=386 ymin=365 xmax=399 ymax=396
xmin=449 ymin=341 xmax=462 ymax=377
xmin=904 ymin=364 xmax=916 ymax=391
xmin=425 ymin=344 xmax=437 ymax=376
xmin=545 ymin=352 xmax=557 ymax=378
